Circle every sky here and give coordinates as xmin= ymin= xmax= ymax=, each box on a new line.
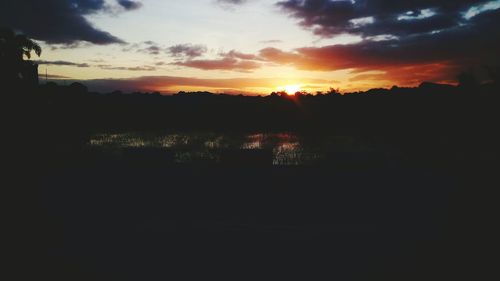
xmin=2 ymin=0 xmax=500 ymax=94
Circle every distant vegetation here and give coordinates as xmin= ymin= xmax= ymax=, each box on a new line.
xmin=27 ymin=76 xmax=498 ymax=133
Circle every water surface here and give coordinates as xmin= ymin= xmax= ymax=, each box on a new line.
xmin=89 ymin=132 xmax=375 ymax=166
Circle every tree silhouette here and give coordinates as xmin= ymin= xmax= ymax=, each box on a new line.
xmin=326 ymin=87 xmax=341 ymax=96
xmin=457 ymin=69 xmax=479 ymax=90
xmin=0 ymin=27 xmax=42 ymax=84
xmin=484 ymin=65 xmax=499 ymax=85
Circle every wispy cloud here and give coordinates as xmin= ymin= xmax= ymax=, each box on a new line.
xmin=167 ymin=44 xmax=208 ymax=58
xmin=259 ymin=40 xmax=283 ymax=44
xmin=36 ymin=60 xmax=90 ymax=68
xmin=97 ymin=65 xmax=157 ymax=71
xmin=173 ymin=49 xmax=262 ymax=72
xmin=174 ymin=58 xmax=261 ymax=72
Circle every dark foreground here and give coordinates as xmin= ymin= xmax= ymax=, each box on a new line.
xmin=8 ymin=157 xmax=497 ymax=281
xmin=5 ymin=85 xmax=500 ymax=280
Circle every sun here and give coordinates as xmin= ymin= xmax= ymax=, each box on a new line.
xmin=283 ymin=85 xmax=302 ymax=95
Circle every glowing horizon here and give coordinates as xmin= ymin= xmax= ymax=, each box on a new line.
xmin=5 ymin=0 xmax=498 ymax=94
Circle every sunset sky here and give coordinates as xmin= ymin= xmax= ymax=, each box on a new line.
xmin=2 ymin=0 xmax=499 ymax=94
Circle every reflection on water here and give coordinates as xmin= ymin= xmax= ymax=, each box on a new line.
xmin=273 ymin=141 xmax=323 ymax=166
xmin=89 ymin=132 xmax=374 ymax=166
xmin=241 ymin=134 xmax=265 ymax=150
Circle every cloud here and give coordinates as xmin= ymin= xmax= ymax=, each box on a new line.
xmin=141 ymin=45 xmax=162 ymax=55
xmin=173 ymin=49 xmax=263 ymax=72
xmin=36 ymin=60 xmax=90 ymax=68
xmin=215 ymin=0 xmax=252 ymax=10
xmin=117 ymin=0 xmax=142 ymax=10
xmin=260 ymin=40 xmax=283 ymax=44
xmin=174 ymin=58 xmax=261 ymax=72
xmin=217 ymin=0 xmax=249 ymax=6
xmin=258 ymin=47 xmax=301 ymax=65
xmin=0 ymin=0 xmax=142 ymax=45
xmin=167 ymin=44 xmax=208 ymax=58
xmin=348 ymin=63 xmax=461 ymax=86
xmin=49 ymin=42 xmax=92 ymax=50
xmin=121 ymin=41 xmax=168 ymax=55
xmin=258 ymin=0 xmax=500 ymax=85
xmin=218 ymin=0 xmax=248 ymax=3
xmin=268 ymin=8 xmax=500 ymax=66
xmin=276 ymin=0 xmax=492 ymax=38
xmin=97 ymin=65 xmax=157 ymax=71
xmin=256 ymin=17 xmax=500 ymax=84
xmin=223 ymin=50 xmax=258 ymax=60
xmin=37 ymin=60 xmax=157 ymax=71
xmin=44 ymin=74 xmax=71 ymax=79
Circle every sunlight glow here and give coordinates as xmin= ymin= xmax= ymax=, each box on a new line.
xmin=283 ymin=85 xmax=302 ymax=95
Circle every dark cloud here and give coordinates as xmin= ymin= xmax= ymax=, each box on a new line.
xmin=262 ymin=0 xmax=500 ymax=85
xmin=49 ymin=42 xmax=92 ymax=50
xmin=167 ymin=44 xmax=208 ymax=58
xmin=44 ymin=74 xmax=71 ymax=79
xmin=257 ymin=8 xmax=500 ymax=85
xmin=209 ymin=0 xmax=499 ymax=82
xmin=73 ymin=0 xmax=106 ymax=13
xmin=117 ymin=0 xmax=142 ymax=10
xmin=0 ymin=0 xmax=142 ymax=45
xmin=37 ymin=60 xmax=90 ymax=68
xmin=276 ymin=0 xmax=489 ymax=38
